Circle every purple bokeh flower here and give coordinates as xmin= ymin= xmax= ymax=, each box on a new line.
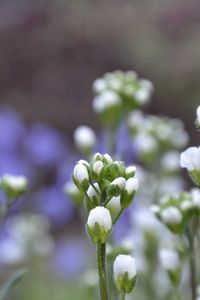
xmin=0 ymin=153 xmax=31 ymax=178
xmin=0 ymin=107 xmax=26 ymax=153
xmin=51 ymin=238 xmax=88 ymax=279
xmin=24 ymin=124 xmax=68 ymax=168
xmin=33 ymin=185 xmax=74 ymax=227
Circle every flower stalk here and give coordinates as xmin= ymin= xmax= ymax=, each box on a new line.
xmin=97 ymin=242 xmax=109 ymax=300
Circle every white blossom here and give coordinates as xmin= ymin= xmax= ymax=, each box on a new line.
xmin=180 ymin=147 xmax=200 ymax=171
xmin=93 ymin=78 xmax=107 ymax=93
xmin=93 ymin=91 xmax=121 ymax=113
xmin=113 ymin=254 xmax=137 ymax=281
xmin=191 ymin=188 xmax=200 ymax=208
xmin=159 ymin=249 xmax=180 ymax=271
xmin=161 ymin=151 xmax=180 ymax=172
xmin=93 ymin=160 xmax=104 ymax=176
xmin=125 ymin=166 xmax=136 ymax=177
xmin=74 ymin=126 xmax=96 ymax=150
xmin=135 ymin=88 xmax=151 ymax=104
xmin=111 ymin=177 xmax=126 ymax=190
xmin=1 ymin=174 xmax=27 ymax=191
xmin=161 ymin=206 xmax=182 ymax=225
xmin=196 ymin=106 xmax=200 ymax=126
xmin=125 ymin=178 xmax=139 ymax=194
xmin=107 ymin=196 xmax=121 ymax=211
xmin=87 ymin=183 xmax=100 ymax=199
xmin=73 ymin=163 xmax=89 ymax=183
xmin=87 ymin=207 xmax=112 ymax=231
xmin=103 ymin=154 xmax=113 ymax=164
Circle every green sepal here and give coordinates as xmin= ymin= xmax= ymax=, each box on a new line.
xmin=86 ymin=223 xmax=111 ymax=243
xmin=190 ymin=170 xmax=200 ymax=187
xmin=115 ymin=272 xmax=137 ymax=294
xmin=120 ymin=191 xmax=135 ymax=208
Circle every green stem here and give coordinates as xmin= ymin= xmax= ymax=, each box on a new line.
xmin=187 ymin=228 xmax=197 ymax=300
xmin=97 ymin=242 xmax=109 ymax=300
xmin=174 ymin=287 xmax=181 ymax=300
xmin=107 ymin=126 xmax=117 ymax=156
xmin=113 ymin=208 xmax=124 ymax=226
xmin=121 ymin=292 xmax=126 ymax=300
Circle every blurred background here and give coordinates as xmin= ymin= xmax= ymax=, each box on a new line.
xmin=0 ymin=0 xmax=200 ymax=299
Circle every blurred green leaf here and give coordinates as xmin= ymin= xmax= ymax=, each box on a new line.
xmin=0 ymin=269 xmax=27 ymax=300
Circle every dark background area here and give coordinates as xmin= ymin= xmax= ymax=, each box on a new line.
xmin=0 ymin=0 xmax=200 ymax=141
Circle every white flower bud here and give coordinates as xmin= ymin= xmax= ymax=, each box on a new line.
xmin=180 ymin=147 xmax=200 ymax=171
xmin=64 ymin=181 xmax=79 ymax=196
xmin=125 ymin=178 xmax=139 ymax=195
xmin=113 ymin=254 xmax=137 ymax=293
xmin=78 ymin=159 xmax=90 ymax=166
xmin=64 ymin=181 xmax=82 ymax=205
xmin=87 ymin=183 xmax=100 ymax=200
xmin=111 ymin=177 xmax=126 ymax=190
xmin=73 ymin=163 xmax=89 ymax=185
xmin=180 ymin=200 xmax=193 ymax=212
xmin=151 ymin=205 xmax=160 ymax=215
xmin=161 ymin=151 xmax=180 ymax=172
xmin=93 ymin=91 xmax=121 ymax=113
xmin=87 ymin=207 xmax=112 ymax=243
xmin=159 ymin=249 xmax=180 ymax=272
xmin=134 ymin=88 xmax=150 ymax=104
xmin=74 ymin=126 xmax=96 ymax=153
xmin=93 ymin=78 xmax=107 ymax=93
xmin=103 ymin=154 xmax=113 ymax=164
xmin=160 ymin=206 xmax=182 ymax=225
xmin=191 ymin=188 xmax=200 ymax=208
xmin=94 ymin=152 xmax=103 ymax=161
xmin=125 ymin=166 xmax=136 ymax=177
xmin=196 ymin=106 xmax=200 ymax=127
xmin=107 ymin=196 xmax=121 ymax=213
xmin=1 ymin=174 xmax=28 ymax=199
xmin=2 ymin=174 xmax=27 ymax=191
xmin=93 ymin=160 xmax=104 ymax=176
xmin=140 ymin=79 xmax=153 ymax=92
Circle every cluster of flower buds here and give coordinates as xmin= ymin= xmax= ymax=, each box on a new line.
xmin=152 ymin=189 xmax=200 ymax=234
xmin=72 ymin=153 xmax=139 ymax=243
xmin=180 ymin=146 xmax=200 ymax=186
xmin=128 ymin=111 xmax=188 ymax=155
xmin=113 ymin=254 xmax=137 ymax=294
xmin=159 ymin=249 xmax=181 ymax=286
xmin=92 ymin=71 xmax=153 ymax=126
xmin=0 ymin=174 xmax=28 ymax=202
xmin=74 ymin=125 xmax=96 ymax=157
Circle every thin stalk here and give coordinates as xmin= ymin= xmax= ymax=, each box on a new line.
xmin=121 ymin=292 xmax=126 ymax=300
xmin=97 ymin=241 xmax=109 ymax=300
xmin=113 ymin=208 xmax=124 ymax=226
xmin=187 ymin=228 xmax=196 ymax=300
xmin=174 ymin=287 xmax=181 ymax=300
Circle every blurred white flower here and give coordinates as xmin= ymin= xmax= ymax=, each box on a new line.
xmin=93 ymin=78 xmax=107 ymax=93
xmin=93 ymin=91 xmax=121 ymax=113
xmin=159 ymin=249 xmax=180 ymax=272
xmin=180 ymin=147 xmax=200 ymax=171
xmin=196 ymin=105 xmax=200 ymax=127
xmin=161 ymin=151 xmax=180 ymax=172
xmin=74 ymin=126 xmax=96 ymax=152
xmin=160 ymin=206 xmax=182 ymax=225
